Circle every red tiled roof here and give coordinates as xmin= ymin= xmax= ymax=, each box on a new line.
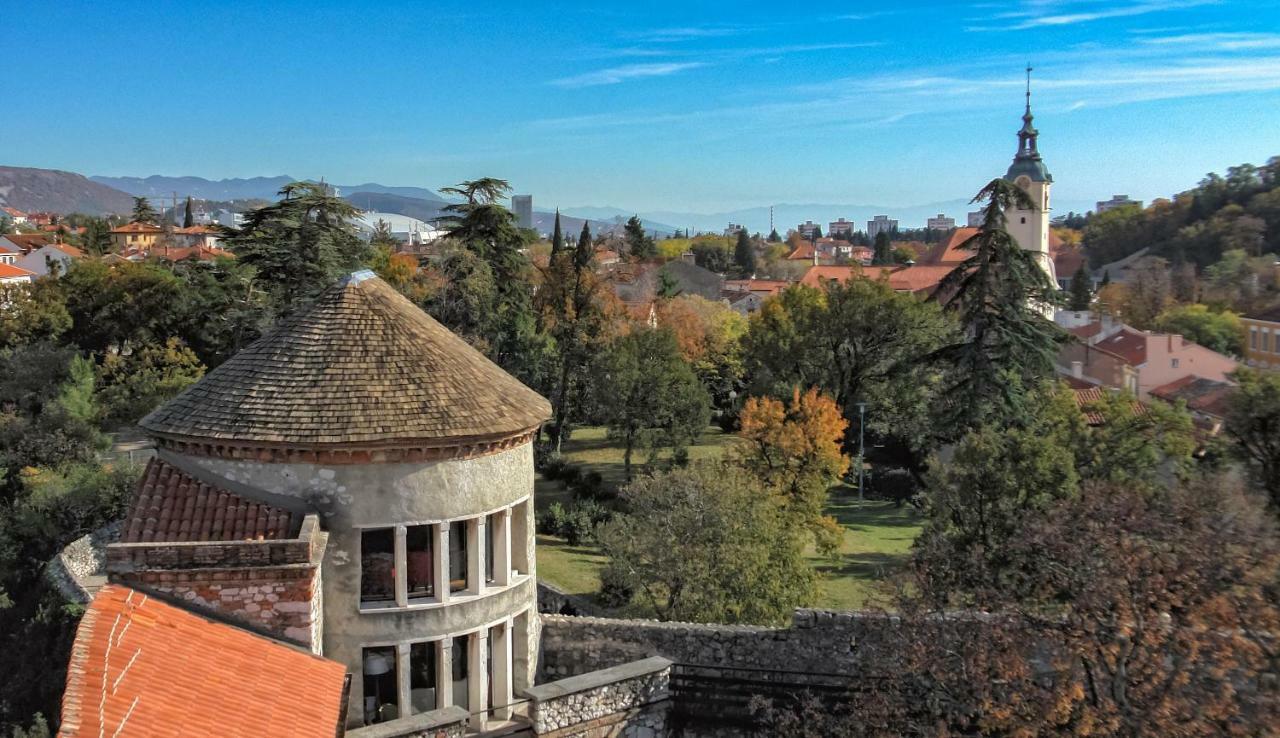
xmin=49 ymin=243 xmax=85 ymax=258
xmin=1150 ymin=375 xmax=1235 ymax=418
xmin=110 ymin=221 xmax=163 ymax=234
xmin=799 ymin=265 xmax=855 ymax=287
xmin=1 ymin=206 xmax=26 ymax=218
xmin=0 ymin=262 xmax=35 ymax=280
xmin=60 ymin=584 xmax=347 ymax=738
xmin=4 ymin=233 xmax=52 ymax=253
xmin=885 ymin=265 xmax=957 ymax=296
xmin=787 ymin=243 xmax=818 ymax=260
xmin=1073 ymin=387 xmax=1150 ymax=426
xmin=174 ymin=225 xmax=218 ymax=234
xmin=123 ymin=458 xmax=298 ymax=543
xmin=725 ymin=278 xmax=790 ymax=296
xmin=923 ymin=227 xmax=1065 ymax=267
xmin=1093 ymin=328 xmax=1150 ymax=366
xmin=1067 ymin=322 xmax=1103 ymax=340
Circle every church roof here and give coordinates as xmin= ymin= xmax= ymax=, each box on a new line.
xmin=140 ymin=271 xmax=551 ymax=447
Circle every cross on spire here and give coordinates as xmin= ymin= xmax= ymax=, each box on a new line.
xmin=1025 ymin=63 xmax=1033 ymax=114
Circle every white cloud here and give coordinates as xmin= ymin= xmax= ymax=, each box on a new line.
xmin=969 ymin=0 xmax=1218 ymax=31
xmin=1140 ymin=31 xmax=1280 ymax=50
xmin=549 ymin=62 xmax=706 ymax=88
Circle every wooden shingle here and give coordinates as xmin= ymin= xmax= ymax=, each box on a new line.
xmin=141 ymin=271 xmax=551 ymax=446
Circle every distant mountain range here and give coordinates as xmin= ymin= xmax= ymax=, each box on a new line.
xmin=0 ymin=166 xmax=136 ymax=215
xmin=89 ymin=174 xmax=447 ymax=204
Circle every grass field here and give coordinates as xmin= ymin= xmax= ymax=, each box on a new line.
xmin=533 ymin=426 xmax=924 ymax=612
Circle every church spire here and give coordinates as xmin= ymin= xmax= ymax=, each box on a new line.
xmin=1005 ymin=63 xmax=1053 ymax=183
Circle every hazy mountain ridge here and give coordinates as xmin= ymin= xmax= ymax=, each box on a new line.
xmin=91 ymin=174 xmax=446 ymax=203
xmin=0 ymin=166 xmax=136 ymax=215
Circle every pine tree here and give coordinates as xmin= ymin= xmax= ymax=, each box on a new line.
xmin=624 ymin=215 xmax=656 ymax=261
xmin=932 ymin=178 xmax=1065 ymax=436
xmin=734 ymin=229 xmax=757 ymax=277
xmin=182 ymin=196 xmax=195 ymax=228
xmin=131 ymin=196 xmax=157 ymax=224
xmin=576 ymin=221 xmax=593 ymax=270
xmin=872 ymin=231 xmax=892 ymax=265
xmin=551 ymin=210 xmax=565 ymax=256
xmin=1068 ymin=266 xmax=1092 ymax=310
xmin=1100 ymin=270 xmax=1111 ymax=287
xmin=768 ymin=229 xmax=781 ymax=243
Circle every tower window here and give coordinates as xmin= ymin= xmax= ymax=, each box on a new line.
xmin=1020 ymin=217 xmax=1026 ymax=224
xmin=362 ymin=646 xmax=399 ymax=724
xmin=406 ymin=524 xmax=435 ymax=599
xmin=409 ymin=641 xmax=438 ymax=713
xmin=449 ymin=520 xmax=468 ymax=592
xmin=360 ymin=528 xmax=396 ymax=604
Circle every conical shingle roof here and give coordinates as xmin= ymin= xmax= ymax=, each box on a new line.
xmin=141 ymin=271 xmax=550 ymax=447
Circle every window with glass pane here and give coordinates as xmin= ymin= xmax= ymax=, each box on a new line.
xmin=485 ymin=513 xmax=497 ymax=583
xmin=406 ymin=525 xmax=434 ymax=599
xmin=449 ymin=520 xmax=468 ymax=592
xmin=360 ymin=529 xmax=396 ymax=603
xmin=362 ymin=646 xmax=398 ymax=724
xmin=409 ymin=642 xmax=437 ymax=713
xmin=452 ymin=635 xmax=470 ymax=710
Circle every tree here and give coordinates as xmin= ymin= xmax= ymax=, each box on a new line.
xmin=655 ymin=295 xmax=745 ymax=424
xmin=0 ymin=280 xmax=70 ymax=349
xmin=743 ymin=278 xmax=953 ymax=477
xmin=767 ymin=228 xmax=781 ymax=243
xmin=550 ymin=209 xmax=565 ymax=256
xmin=96 ymin=337 xmax=205 ymax=428
xmin=1071 ymin=386 xmax=1196 ymax=485
xmin=733 ymin=229 xmax=757 ymax=276
xmin=130 ymin=196 xmax=157 ymax=224
xmin=79 ymin=218 xmax=113 ymax=255
xmin=222 ymin=181 xmax=370 ymax=314
xmin=624 ymin=215 xmax=656 ymax=261
xmin=737 ymin=388 xmax=847 ymax=552
xmin=59 ymin=260 xmax=185 ymax=356
xmin=1118 ymin=255 xmax=1174 ymax=328
xmin=1225 ymin=367 xmax=1280 ymax=509
xmin=932 ymin=178 xmax=1065 ymax=436
xmin=597 ymin=463 xmax=816 ymax=624
xmin=871 ymin=231 xmax=892 ymax=265
xmin=590 ymin=328 xmax=710 ymax=479
xmin=369 ymin=218 xmax=399 ymax=250
xmin=182 ymin=196 xmax=195 ymax=228
xmin=1153 ymin=303 xmax=1244 ymax=355
xmin=1067 ymin=265 xmax=1092 ymax=310
xmin=691 ymin=240 xmax=731 ymax=273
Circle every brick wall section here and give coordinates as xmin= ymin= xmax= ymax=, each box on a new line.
xmin=525 ymin=656 xmax=672 ymax=738
xmin=106 ymin=514 xmax=327 ymax=652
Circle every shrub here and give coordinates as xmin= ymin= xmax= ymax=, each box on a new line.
xmin=536 ymin=499 xmax=613 ymax=545
xmin=571 ymin=471 xmax=608 ymax=501
xmin=558 ymin=464 xmax=581 ymax=487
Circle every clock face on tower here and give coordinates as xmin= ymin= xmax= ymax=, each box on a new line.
xmin=1016 ymin=175 xmax=1032 ymax=190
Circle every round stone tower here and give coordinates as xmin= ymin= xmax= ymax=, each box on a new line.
xmin=139 ymin=270 xmax=550 ymax=728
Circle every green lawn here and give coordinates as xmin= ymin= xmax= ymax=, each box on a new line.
xmin=533 ymin=426 xmax=924 ymax=612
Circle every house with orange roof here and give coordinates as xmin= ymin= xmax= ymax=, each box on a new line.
xmin=173 ymin=223 xmax=223 ymax=250
xmin=1150 ymin=375 xmax=1235 ymax=436
xmin=109 ymin=221 xmax=163 ymax=252
xmin=18 ymin=242 xmax=82 ymax=277
xmin=0 ymin=262 xmax=35 ymax=285
xmin=1 ymin=206 xmax=27 ymax=225
xmin=59 ymin=584 xmax=351 ymax=738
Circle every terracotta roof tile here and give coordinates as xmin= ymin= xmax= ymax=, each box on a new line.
xmin=1150 ymin=375 xmax=1235 ymax=418
xmin=110 ymin=222 xmax=163 ymax=234
xmin=141 ymin=271 xmax=551 ymax=446
xmin=1094 ymin=328 xmax=1149 ymax=366
xmin=123 ymin=458 xmax=297 ymax=543
xmin=59 ymin=584 xmax=347 ymax=738
xmin=0 ymin=262 xmax=35 ymax=279
xmin=1073 ymin=387 xmax=1150 ymax=426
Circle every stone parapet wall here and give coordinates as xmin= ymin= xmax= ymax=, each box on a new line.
xmin=540 ymin=609 xmax=897 ymax=680
xmin=344 ymin=705 xmax=469 ymax=738
xmin=106 ymin=515 xmax=324 ymax=571
xmin=525 ymin=656 xmax=672 ymax=738
xmin=538 ymin=581 xmax=603 ymax=617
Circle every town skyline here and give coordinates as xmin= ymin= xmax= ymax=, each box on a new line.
xmin=2 ymin=0 xmax=1278 ymax=213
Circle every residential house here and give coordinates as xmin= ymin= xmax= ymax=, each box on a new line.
xmin=0 ymin=262 xmax=35 ymax=285
xmin=17 ymin=242 xmax=82 ymax=277
xmin=610 ymin=260 xmax=725 ymax=304
xmin=110 ymin=221 xmax=163 ymax=252
xmin=721 ymin=288 xmax=763 ymax=315
xmin=1241 ymin=306 xmax=1280 ymax=369
xmin=1150 ymin=375 xmax=1234 ymax=437
xmin=1 ymin=206 xmax=27 ymax=226
xmin=173 ymin=223 xmax=223 ymax=249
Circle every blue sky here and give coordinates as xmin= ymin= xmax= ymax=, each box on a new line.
xmin=2 ymin=0 xmax=1279 ymax=213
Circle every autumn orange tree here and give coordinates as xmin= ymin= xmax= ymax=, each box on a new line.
xmin=737 ymin=387 xmax=848 ymax=553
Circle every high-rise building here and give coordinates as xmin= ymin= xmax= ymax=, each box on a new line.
xmin=926 ymin=213 xmax=956 ymax=231
xmin=866 ymin=215 xmax=898 ymax=240
xmin=828 ymin=218 xmax=854 ymax=237
xmin=1096 ymin=195 xmax=1142 ymax=214
xmin=796 ymin=220 xmax=820 ymax=239
xmin=511 ymin=195 xmax=533 ymax=229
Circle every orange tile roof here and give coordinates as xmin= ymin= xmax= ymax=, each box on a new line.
xmin=110 ymin=222 xmax=163 ymax=234
xmin=4 ymin=233 xmax=52 ymax=252
xmin=786 ymin=243 xmax=818 ymax=260
xmin=0 ymin=262 xmax=35 ymax=280
xmin=50 ymin=243 xmax=85 ymax=258
xmin=1094 ymin=328 xmax=1150 ymax=366
xmin=922 ymin=227 xmax=1064 ymax=267
xmin=1073 ymin=387 xmax=1150 ymax=426
xmin=1150 ymin=375 xmax=1235 ymax=418
xmin=1067 ymin=322 xmax=1103 ymax=340
xmin=885 ymin=265 xmax=957 ymax=296
xmin=1 ymin=206 xmax=26 ymax=218
xmin=60 ymin=584 xmax=347 ymax=738
xmin=123 ymin=458 xmax=298 ymax=543
xmin=174 ymin=225 xmax=218 ymax=234
xmin=799 ymin=265 xmax=855 ymax=288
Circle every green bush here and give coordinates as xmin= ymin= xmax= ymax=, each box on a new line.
xmin=536 ymin=499 xmax=612 ymax=545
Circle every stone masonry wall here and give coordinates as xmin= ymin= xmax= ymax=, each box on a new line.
xmin=116 ymin=564 xmax=323 ymax=649
xmin=540 ymin=609 xmax=898 ymax=680
xmin=525 ymin=656 xmax=672 ymax=738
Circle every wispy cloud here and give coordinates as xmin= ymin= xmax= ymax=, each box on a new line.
xmin=1140 ymin=31 xmax=1280 ymax=50
xmin=633 ymin=26 xmax=746 ymax=42
xmin=549 ymin=62 xmax=706 ymax=88
xmin=969 ymin=0 xmax=1218 ymax=31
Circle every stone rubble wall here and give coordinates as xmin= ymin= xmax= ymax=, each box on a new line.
xmin=539 ymin=609 xmax=893 ymax=680
xmin=524 ymin=656 xmax=672 ymax=738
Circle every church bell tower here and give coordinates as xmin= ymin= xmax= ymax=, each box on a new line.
xmin=1004 ymin=65 xmax=1056 ymax=286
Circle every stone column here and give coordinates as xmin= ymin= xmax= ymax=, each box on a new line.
xmin=469 ymin=630 xmax=489 ymax=729
xmin=437 ymin=639 xmax=454 ymax=709
xmin=395 ymin=641 xmax=411 ymax=716
xmin=434 ymin=523 xmax=449 ymax=604
xmin=393 ymin=526 xmax=408 ymax=607
xmin=470 ymin=517 xmax=485 ymax=595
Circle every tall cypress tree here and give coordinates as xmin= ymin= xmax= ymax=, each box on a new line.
xmin=551 ymin=210 xmax=565 ymax=256
xmin=1068 ymin=266 xmax=1092 ymax=310
xmin=576 ymin=221 xmax=593 ymax=270
xmin=734 ymin=229 xmax=757 ymax=277
xmin=872 ymin=231 xmax=892 ymax=265
xmin=182 ymin=196 xmax=195 ymax=228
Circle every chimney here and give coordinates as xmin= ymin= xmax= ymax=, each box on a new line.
xmin=1072 ymin=360 xmax=1083 ymax=379
xmin=1170 ymin=334 xmax=1180 ymax=352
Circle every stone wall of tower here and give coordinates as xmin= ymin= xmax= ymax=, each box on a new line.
xmin=1008 ymin=178 xmax=1055 ymax=285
